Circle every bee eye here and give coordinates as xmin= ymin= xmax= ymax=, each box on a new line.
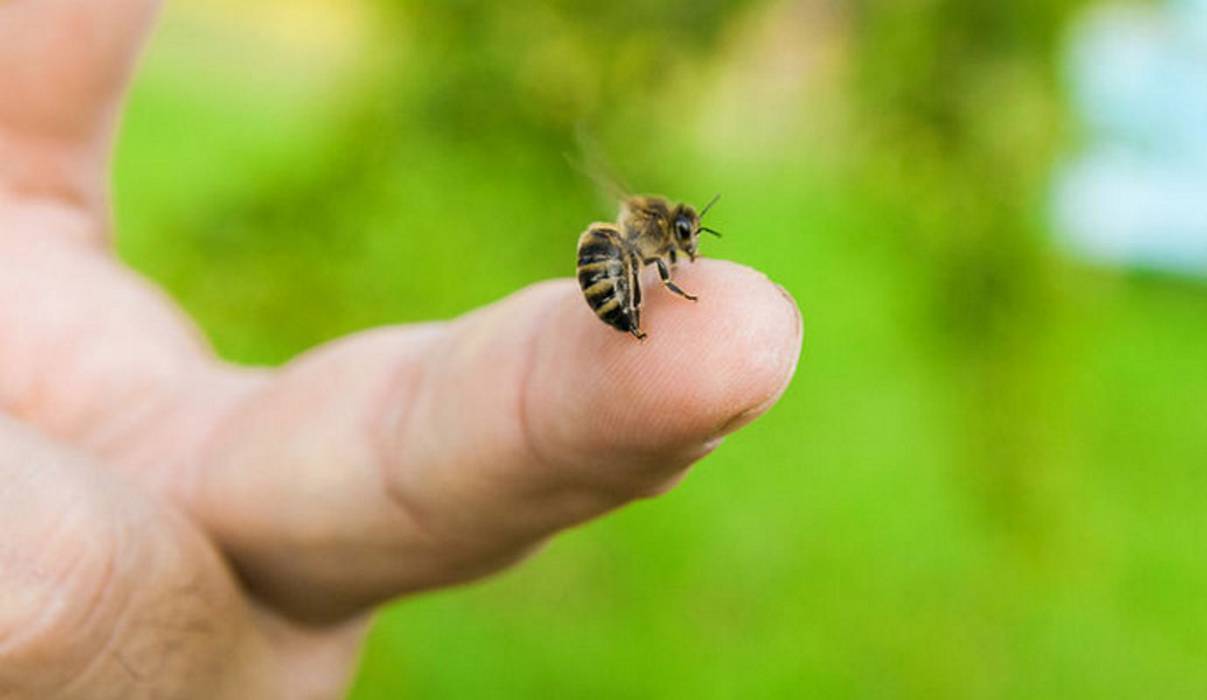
xmin=675 ymin=219 xmax=693 ymax=239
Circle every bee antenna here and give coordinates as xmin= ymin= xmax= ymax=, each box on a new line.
xmin=698 ymin=193 xmax=721 ymax=219
xmin=699 ymin=226 xmax=722 ymax=237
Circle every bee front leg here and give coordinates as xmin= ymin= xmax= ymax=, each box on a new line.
xmin=646 ymin=257 xmax=698 ymax=302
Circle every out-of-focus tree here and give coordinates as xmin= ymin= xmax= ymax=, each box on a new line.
xmin=373 ymin=0 xmax=755 ymax=139
xmin=849 ymin=0 xmax=1090 ymax=540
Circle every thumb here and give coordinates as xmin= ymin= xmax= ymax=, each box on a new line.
xmin=187 ymin=259 xmax=802 ymax=623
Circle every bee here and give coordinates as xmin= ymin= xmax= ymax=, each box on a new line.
xmin=576 ymin=193 xmax=721 ymax=340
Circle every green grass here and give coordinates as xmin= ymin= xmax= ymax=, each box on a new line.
xmin=112 ymin=6 xmax=1207 ymax=698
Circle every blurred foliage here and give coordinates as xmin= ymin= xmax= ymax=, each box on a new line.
xmin=378 ymin=0 xmax=749 ymax=136
xmin=112 ymin=0 xmax=1207 ymax=697
xmin=847 ymin=0 xmax=1094 ymax=540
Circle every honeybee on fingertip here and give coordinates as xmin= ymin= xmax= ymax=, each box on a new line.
xmin=569 ymin=141 xmax=723 ymax=340
xmin=576 ymin=193 xmax=722 ymax=340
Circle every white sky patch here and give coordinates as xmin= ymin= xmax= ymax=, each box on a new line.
xmin=1052 ymin=1 xmax=1207 ymax=276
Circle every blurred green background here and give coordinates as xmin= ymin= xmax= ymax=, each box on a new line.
xmin=112 ymin=1 xmax=1207 ymax=697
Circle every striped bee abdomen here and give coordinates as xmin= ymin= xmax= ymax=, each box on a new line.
xmin=576 ymin=224 xmax=645 ymax=339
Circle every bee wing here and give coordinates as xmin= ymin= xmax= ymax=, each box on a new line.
xmin=565 ymin=124 xmax=633 ymax=212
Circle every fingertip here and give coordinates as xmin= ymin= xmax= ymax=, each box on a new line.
xmin=630 ymin=259 xmax=802 ymax=440
xmin=529 ymin=259 xmax=802 ymax=473
xmin=692 ymin=262 xmax=803 ymax=437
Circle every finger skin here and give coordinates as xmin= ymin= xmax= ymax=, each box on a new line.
xmin=0 ymin=0 xmax=159 ymax=139
xmin=0 ymin=417 xmax=275 ymax=699
xmin=192 ymin=259 xmax=802 ymax=622
xmin=0 ymin=0 xmax=161 ymax=226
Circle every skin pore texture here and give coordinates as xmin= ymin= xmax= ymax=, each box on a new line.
xmin=0 ymin=1 xmax=803 ymax=698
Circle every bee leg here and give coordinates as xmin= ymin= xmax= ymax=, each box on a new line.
xmin=647 ymin=258 xmax=698 ymax=302
xmin=629 ymin=249 xmax=644 ymax=332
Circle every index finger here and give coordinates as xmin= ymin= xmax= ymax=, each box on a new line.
xmin=0 ymin=0 xmax=161 ymax=223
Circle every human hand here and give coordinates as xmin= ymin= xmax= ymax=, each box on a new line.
xmin=0 ymin=1 xmax=802 ymax=697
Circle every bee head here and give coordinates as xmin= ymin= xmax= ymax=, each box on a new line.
xmin=671 ymin=195 xmax=721 ymax=260
xmin=672 ymin=206 xmax=698 ymax=241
